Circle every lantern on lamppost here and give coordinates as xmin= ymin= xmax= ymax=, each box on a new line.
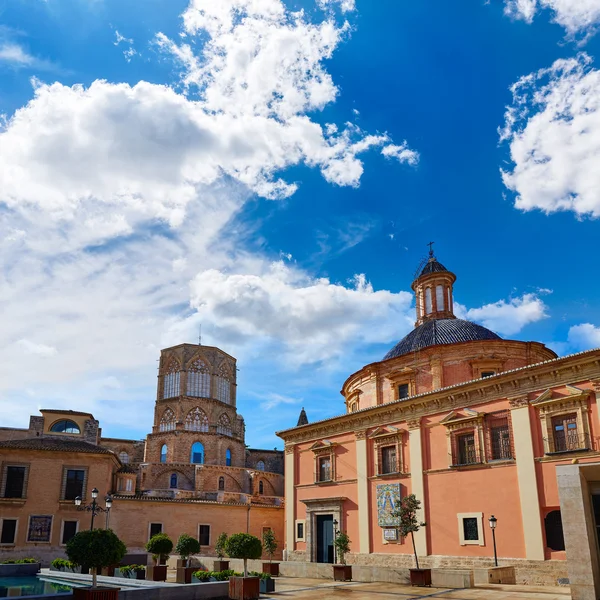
xmin=488 ymin=514 xmax=498 ymax=567
xmin=75 ymin=488 xmax=113 ymax=530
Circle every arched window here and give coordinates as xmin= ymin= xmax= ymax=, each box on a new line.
xmin=256 ymin=460 xmax=265 ymax=471
xmin=187 ymin=358 xmax=211 ymax=398
xmin=425 ymin=287 xmax=433 ymax=314
xmin=436 ymin=285 xmax=444 ymax=311
xmin=226 ymin=449 xmax=232 ymax=467
xmin=215 ymin=364 xmax=232 ymax=405
xmin=218 ymin=476 xmax=225 ymax=491
xmin=160 ymin=444 xmax=168 ymax=463
xmin=258 ymin=480 xmax=264 ymax=495
xmin=119 ymin=451 xmax=129 ymax=464
xmin=50 ymin=420 xmax=80 ymax=434
xmin=544 ymin=510 xmax=565 ymax=551
xmin=185 ymin=408 xmax=209 ymax=432
xmin=163 ymin=358 xmax=180 ymax=399
xmin=217 ymin=414 xmax=232 ymax=436
xmin=191 ymin=442 xmax=204 ymax=464
xmin=170 ymin=473 xmax=177 ymax=489
xmin=159 ymin=408 xmax=176 ymax=432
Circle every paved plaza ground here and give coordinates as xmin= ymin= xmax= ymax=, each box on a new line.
xmin=264 ymin=577 xmax=571 ymax=600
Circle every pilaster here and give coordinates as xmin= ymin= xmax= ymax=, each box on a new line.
xmin=355 ymin=430 xmax=370 ymax=553
xmin=284 ymin=444 xmax=295 ymax=556
xmin=509 ymin=396 xmax=545 ymax=560
xmin=407 ymin=419 xmax=427 ymax=556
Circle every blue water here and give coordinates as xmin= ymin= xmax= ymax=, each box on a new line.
xmin=0 ymin=577 xmax=78 ymax=597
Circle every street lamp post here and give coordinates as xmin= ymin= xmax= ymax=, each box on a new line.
xmin=332 ymin=519 xmax=338 ymax=565
xmin=489 ymin=515 xmax=498 ymax=567
xmin=75 ymin=488 xmax=113 ymax=530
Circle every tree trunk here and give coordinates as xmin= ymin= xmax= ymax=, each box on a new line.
xmin=411 ymin=531 xmax=419 ymax=570
xmin=92 ymin=567 xmax=98 ymax=589
xmin=243 ymin=558 xmax=247 ymax=577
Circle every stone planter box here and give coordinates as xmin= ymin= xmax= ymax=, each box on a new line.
xmin=262 ymin=562 xmax=279 ymax=576
xmin=473 ymin=566 xmax=516 ymax=585
xmin=333 ymin=564 xmax=352 ymax=581
xmin=213 ymin=560 xmax=229 ymax=572
xmin=228 ymin=576 xmax=260 ymax=600
xmin=176 ymin=566 xmax=196 ymax=584
xmin=0 ymin=563 xmax=41 ymax=577
xmin=259 ymin=578 xmax=275 ymax=594
xmin=409 ymin=568 xmax=432 ymax=587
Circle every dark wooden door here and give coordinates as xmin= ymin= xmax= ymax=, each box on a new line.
xmin=316 ymin=515 xmax=333 ymax=563
xmin=552 ymin=413 xmax=578 ymax=451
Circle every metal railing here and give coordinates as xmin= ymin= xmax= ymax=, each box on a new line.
xmin=546 ymin=431 xmax=591 ymax=454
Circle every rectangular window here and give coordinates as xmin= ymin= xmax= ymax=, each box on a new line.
xmin=481 ymin=371 xmax=495 ymax=378
xmin=457 ymin=433 xmax=477 ymax=465
xmin=551 ymin=413 xmax=582 ymax=452
xmin=380 ymin=446 xmax=397 ymax=474
xmin=61 ymin=521 xmax=78 ymax=545
xmin=490 ymin=424 xmax=511 ymax=460
xmin=296 ymin=521 xmax=304 ymax=541
xmin=64 ymin=469 xmax=85 ymax=500
xmin=318 ymin=456 xmax=331 ymax=482
xmin=0 ymin=519 xmax=17 ymax=545
xmin=149 ymin=523 xmax=162 ymax=539
xmin=4 ymin=466 xmax=26 ymax=498
xmin=198 ymin=525 xmax=210 ymax=546
xmin=398 ymin=384 xmax=409 ymax=399
xmin=463 ymin=517 xmax=479 ymax=541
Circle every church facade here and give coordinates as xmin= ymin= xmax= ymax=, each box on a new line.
xmin=277 ymin=253 xmax=600 ymax=597
xmin=0 ymin=343 xmax=284 ymax=563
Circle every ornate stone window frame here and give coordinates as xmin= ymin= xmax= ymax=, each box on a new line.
xmin=457 ymin=512 xmax=485 ymax=546
xmin=369 ymin=427 xmax=404 ymax=475
xmin=531 ymin=386 xmax=592 ymax=455
xmin=346 ymin=390 xmax=362 ymax=413
xmin=310 ymin=441 xmax=337 ymax=484
xmin=295 ymin=519 xmax=306 ymax=542
xmin=441 ymin=409 xmax=485 ymax=467
xmin=470 ymin=360 xmax=504 ymax=380
xmin=387 ymin=368 xmax=416 ymax=401
xmin=300 ymin=497 xmax=346 ymax=563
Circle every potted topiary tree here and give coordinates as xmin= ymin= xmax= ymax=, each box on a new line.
xmin=145 ymin=533 xmax=173 ymax=582
xmin=332 ymin=531 xmax=352 ymax=581
xmin=392 ymin=493 xmax=430 ymax=586
xmin=66 ymin=529 xmax=126 ymax=599
xmin=175 ymin=534 xmax=201 ymax=584
xmin=261 ymin=528 xmax=279 ymax=576
xmin=213 ymin=532 xmax=229 ymax=572
xmin=225 ymin=533 xmax=262 ymax=600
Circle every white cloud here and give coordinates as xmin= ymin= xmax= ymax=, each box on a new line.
xmin=114 ymin=30 xmax=133 ymax=46
xmin=504 ymin=0 xmax=600 ymax=37
xmin=317 ymin=0 xmax=356 ymax=13
xmin=461 ymin=293 xmax=548 ymax=336
xmin=16 ymin=339 xmax=57 ymax=357
xmin=258 ymin=392 xmax=301 ymax=411
xmin=187 ymin=263 xmax=414 ymax=365
xmin=0 ymin=42 xmax=58 ymax=71
xmin=500 ymin=54 xmax=600 ymax=218
xmin=567 ymin=323 xmax=600 ymax=349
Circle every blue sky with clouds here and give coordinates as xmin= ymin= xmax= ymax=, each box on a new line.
xmin=1 ymin=0 xmax=600 ymax=449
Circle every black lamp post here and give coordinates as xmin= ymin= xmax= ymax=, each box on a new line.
xmin=75 ymin=488 xmax=113 ymax=530
xmin=489 ymin=514 xmax=498 ymax=567
xmin=332 ymin=519 xmax=338 ymax=565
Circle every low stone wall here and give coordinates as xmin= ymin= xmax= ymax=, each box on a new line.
xmin=285 ymin=551 xmax=568 ymax=587
xmin=119 ymin=582 xmax=228 ymax=600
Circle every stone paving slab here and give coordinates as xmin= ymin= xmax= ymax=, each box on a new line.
xmin=263 ymin=577 xmax=571 ymax=600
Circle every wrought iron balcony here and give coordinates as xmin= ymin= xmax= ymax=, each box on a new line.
xmin=545 ymin=432 xmax=591 ymax=455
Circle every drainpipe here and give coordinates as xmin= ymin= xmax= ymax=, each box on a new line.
xmin=247 ymin=504 xmax=251 ymax=533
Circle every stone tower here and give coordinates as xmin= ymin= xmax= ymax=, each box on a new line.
xmin=144 ymin=343 xmax=246 ymax=471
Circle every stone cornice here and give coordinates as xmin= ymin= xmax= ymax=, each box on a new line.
xmin=277 ymin=348 xmax=600 ymax=444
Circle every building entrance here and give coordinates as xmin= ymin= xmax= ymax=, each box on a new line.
xmin=316 ymin=514 xmax=334 ymax=563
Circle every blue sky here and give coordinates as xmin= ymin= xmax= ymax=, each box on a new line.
xmin=1 ymin=0 xmax=599 ymax=449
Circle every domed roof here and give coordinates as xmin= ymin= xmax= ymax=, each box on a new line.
xmin=384 ymin=318 xmax=501 ymax=360
xmin=418 ymin=257 xmax=449 ymax=277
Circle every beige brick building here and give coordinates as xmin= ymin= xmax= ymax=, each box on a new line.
xmin=0 ymin=343 xmax=284 ymax=564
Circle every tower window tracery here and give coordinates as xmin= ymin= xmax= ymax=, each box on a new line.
xmin=436 ymin=284 xmax=445 ymax=311
xmin=159 ymin=408 xmax=176 ymax=432
xmin=187 ymin=358 xmax=211 ymax=398
xmin=185 ymin=408 xmax=209 ymax=432
xmin=425 ymin=287 xmax=433 ymax=314
xmin=119 ymin=451 xmax=129 ymax=464
xmin=215 ymin=364 xmax=232 ymax=405
xmin=217 ymin=414 xmax=232 ymax=436
xmin=163 ymin=358 xmax=181 ymax=399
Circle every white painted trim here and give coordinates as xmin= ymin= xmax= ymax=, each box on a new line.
xmin=294 ymin=520 xmax=305 ymax=542
xmin=355 ymin=436 xmax=370 ymax=553
xmin=457 ymin=512 xmax=484 ymax=546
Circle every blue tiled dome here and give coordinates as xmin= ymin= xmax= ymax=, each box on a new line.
xmin=384 ymin=318 xmax=501 ymax=360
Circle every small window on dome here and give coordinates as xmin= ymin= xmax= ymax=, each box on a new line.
xmin=398 ymin=384 xmax=409 ymax=399
xmin=50 ymin=420 xmax=80 ymax=434
xmin=481 ymin=371 xmax=495 ymax=378
xmin=436 ymin=285 xmax=444 ymax=311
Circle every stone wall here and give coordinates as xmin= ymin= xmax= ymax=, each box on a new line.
xmin=246 ymin=449 xmax=284 ymax=475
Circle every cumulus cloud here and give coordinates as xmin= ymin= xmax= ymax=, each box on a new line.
xmin=504 ymin=0 xmax=600 ymax=37
xmin=187 ymin=263 xmax=414 ymax=365
xmin=500 ymin=54 xmax=600 ymax=218
xmin=458 ymin=294 xmax=548 ymax=336
xmin=567 ymin=323 xmax=600 ymax=349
